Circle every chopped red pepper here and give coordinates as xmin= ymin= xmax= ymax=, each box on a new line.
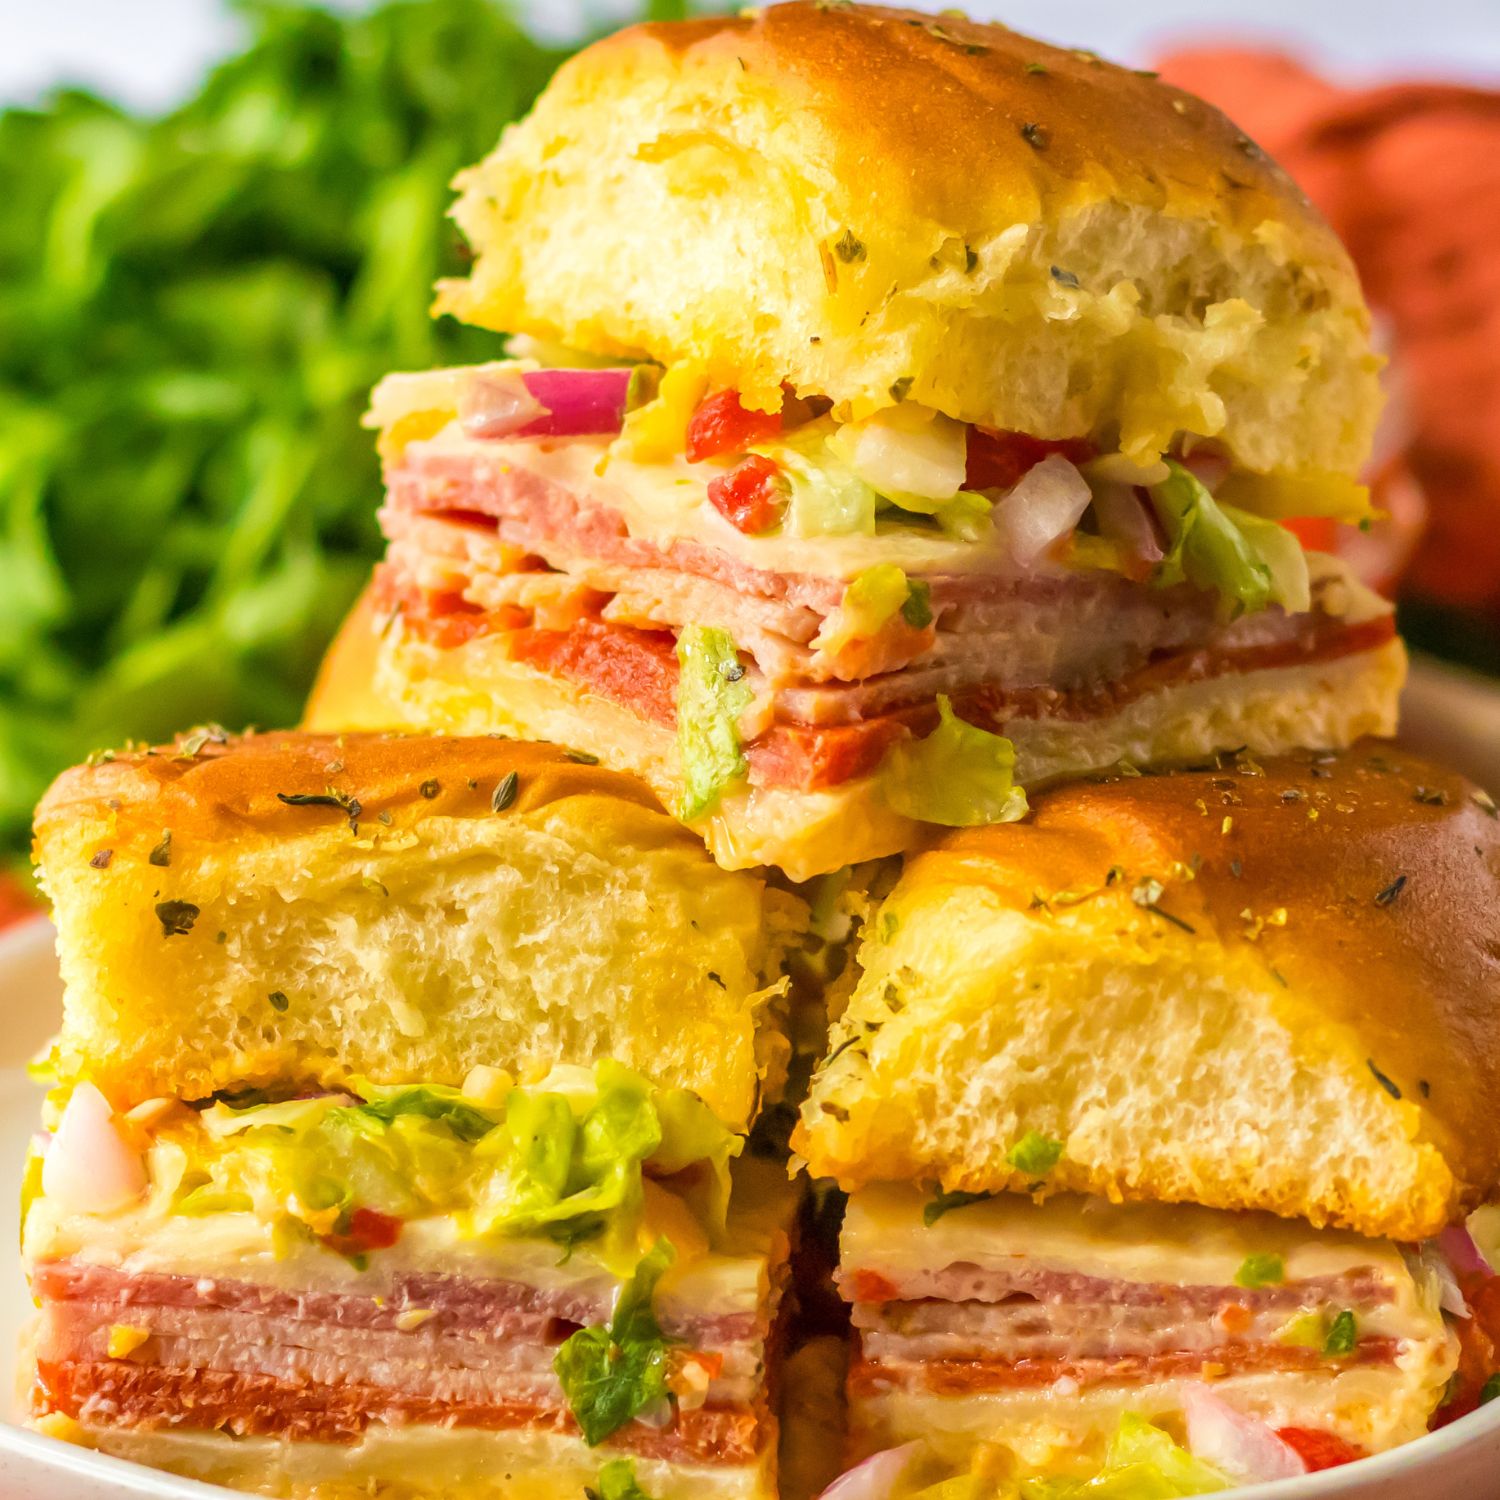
xmin=320 ymin=1207 xmax=403 ymax=1259
xmin=1275 ymin=1428 xmax=1365 ymax=1471
xmin=1432 ymin=1270 xmax=1500 ymax=1427
xmin=686 ymin=389 xmax=783 ymax=461
xmin=707 ymin=455 xmax=786 ymax=534
xmin=1282 ymin=515 xmax=1339 ymax=552
xmin=965 ymin=428 xmax=1096 ymax=492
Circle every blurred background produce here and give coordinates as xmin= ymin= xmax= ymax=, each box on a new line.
xmin=0 ymin=0 xmax=1496 ymax=863
xmin=0 ymin=0 xmax=684 ymax=854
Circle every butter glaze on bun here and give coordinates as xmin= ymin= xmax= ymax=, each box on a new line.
xmin=438 ymin=1 xmax=1379 ymax=479
xmin=796 ymin=742 xmax=1500 ymax=1241
xmin=36 ymin=732 xmax=797 ymax=1124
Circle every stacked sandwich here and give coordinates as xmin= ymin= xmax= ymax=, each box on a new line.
xmin=21 ymin=5 xmax=1500 ymax=1499
xmin=23 ymin=734 xmax=803 ymax=1499
xmin=356 ymin=2 xmax=1403 ymax=882
xmin=795 ymin=746 xmax=1500 ymax=1487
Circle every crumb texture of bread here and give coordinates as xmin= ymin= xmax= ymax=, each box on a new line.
xmin=796 ymin=742 xmax=1500 ymax=1240
xmin=35 ymin=733 xmax=796 ymax=1127
xmin=380 ymin=617 xmax=1403 ymax=879
xmin=438 ymin=2 xmax=1378 ymax=479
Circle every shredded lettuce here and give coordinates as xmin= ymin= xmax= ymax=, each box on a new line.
xmin=770 ymin=424 xmax=881 ymax=537
xmin=759 ymin=417 xmax=991 ymax=539
xmin=333 ymin=1084 xmax=497 ymax=1143
xmin=675 ymin=624 xmax=754 ymax=821
xmin=554 ymin=1236 xmax=677 ymax=1445
xmin=148 ymin=1065 xmax=739 ymax=1277
xmin=587 ymin=1459 xmax=657 ymax=1500
xmin=880 ymin=695 xmax=1029 ymax=827
xmin=1147 ymin=461 xmax=1310 ymax=618
xmin=933 ymin=489 xmax=994 ymax=541
xmin=1020 ymin=1414 xmax=1231 ymax=1498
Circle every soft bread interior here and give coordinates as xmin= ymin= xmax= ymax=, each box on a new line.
xmin=41 ymin=782 xmax=793 ymax=1127
xmin=438 ymin=5 xmax=1378 ymax=481
xmin=796 ymin=878 xmax=1459 ymax=1242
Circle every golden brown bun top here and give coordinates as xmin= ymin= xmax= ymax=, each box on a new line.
xmin=917 ymin=742 xmax=1500 ymax=1199
xmin=616 ymin=5 xmax=1328 ymax=256
xmin=36 ymin=731 xmax=670 ymax=855
xmin=440 ymin=2 xmax=1377 ymax=476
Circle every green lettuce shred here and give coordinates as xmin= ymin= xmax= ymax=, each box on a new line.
xmin=587 ymin=1459 xmax=657 ymax=1500
xmin=1020 ymin=1414 xmax=1231 ymax=1497
xmin=1147 ymin=461 xmax=1310 ymax=618
xmin=554 ymin=1237 xmax=677 ymax=1445
xmin=675 ymin=624 xmax=754 ymax=821
xmin=880 ymin=695 xmax=1029 ymax=827
xmin=168 ymin=1064 xmax=740 ymax=1277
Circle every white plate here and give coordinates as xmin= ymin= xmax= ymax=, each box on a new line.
xmin=4 ymin=655 xmax=1500 ymax=1498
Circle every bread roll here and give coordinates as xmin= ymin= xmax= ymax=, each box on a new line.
xmin=795 ymin=742 xmax=1500 ymax=1240
xmin=36 ymin=731 xmax=799 ymax=1125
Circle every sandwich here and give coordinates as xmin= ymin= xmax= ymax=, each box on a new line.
xmin=794 ymin=743 xmax=1500 ymax=1486
xmin=365 ymin=1 xmax=1402 ymax=880
xmin=23 ymin=730 xmax=804 ymax=1499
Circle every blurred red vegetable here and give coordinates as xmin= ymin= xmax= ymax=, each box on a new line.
xmin=1156 ymin=47 xmax=1500 ymax=615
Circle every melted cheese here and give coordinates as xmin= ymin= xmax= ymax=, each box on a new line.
xmin=408 ymin=425 xmax=1011 ymax=582
xmin=841 ymin=1184 xmax=1436 ymax=1334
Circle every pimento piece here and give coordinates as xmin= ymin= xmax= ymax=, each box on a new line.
xmin=707 ymin=455 xmax=785 ymax=534
xmin=686 ymin=389 xmax=784 ymax=461
xmin=1282 ymin=515 xmax=1339 ymax=553
xmin=1275 ymin=1428 xmax=1365 ymax=1471
xmin=966 ymin=428 xmax=1096 ymax=491
xmin=320 ymin=1207 xmax=403 ymax=1259
xmin=1433 ymin=1270 xmax=1500 ymax=1427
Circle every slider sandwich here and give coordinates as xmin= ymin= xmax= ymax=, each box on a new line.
xmin=367 ymin=1 xmax=1401 ymax=880
xmin=794 ymin=745 xmax=1500 ymax=1486
xmin=23 ymin=731 xmax=804 ymax=1499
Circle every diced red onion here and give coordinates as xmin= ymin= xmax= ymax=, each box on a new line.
xmin=992 ymin=454 xmax=1094 ymax=566
xmin=460 ymin=368 xmax=633 ymax=440
xmin=1439 ymin=1224 xmax=1495 ymax=1278
xmin=1091 ymin=481 xmax=1164 ymax=565
xmin=514 ymin=369 xmax=634 ymax=437
xmin=1183 ymin=1383 xmax=1307 ymax=1481
xmin=816 ymin=1442 xmax=924 ymax=1500
xmin=458 ymin=370 xmax=548 ymax=438
xmin=41 ymin=1083 xmax=147 ymax=1216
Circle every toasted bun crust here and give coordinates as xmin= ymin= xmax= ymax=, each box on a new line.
xmin=796 ymin=742 xmax=1500 ymax=1240
xmin=380 ymin=612 xmax=1404 ymax=880
xmin=36 ymin=732 xmax=795 ymax=1125
xmin=438 ymin=2 xmax=1378 ymax=478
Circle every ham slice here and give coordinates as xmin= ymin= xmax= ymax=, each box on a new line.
xmin=31 ymin=1259 xmax=775 ymax=1469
